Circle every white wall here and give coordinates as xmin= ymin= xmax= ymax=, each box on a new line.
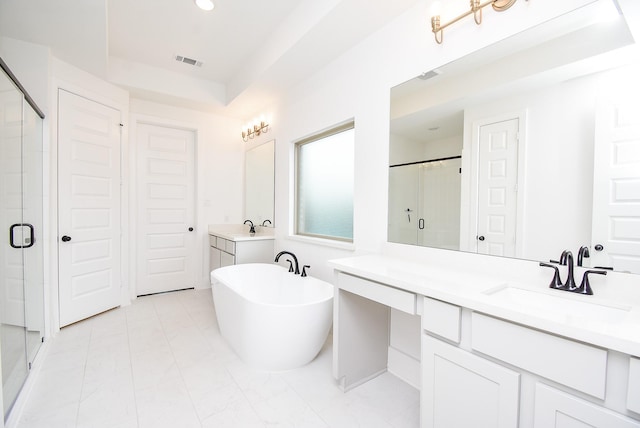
xmin=261 ymin=0 xmax=600 ymax=283
xmin=258 ymin=0 xmax=611 ymax=379
xmin=0 ymin=37 xmax=50 ymax=116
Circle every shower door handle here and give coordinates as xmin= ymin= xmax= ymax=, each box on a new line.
xmin=418 ymin=218 xmax=425 ymax=230
xmin=9 ymin=223 xmax=35 ymax=249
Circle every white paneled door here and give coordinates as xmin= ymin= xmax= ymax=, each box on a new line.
xmin=136 ymin=123 xmax=195 ymax=296
xmin=58 ymin=90 xmax=122 ymax=327
xmin=476 ymin=118 xmax=519 ymax=257
xmin=592 ymin=96 xmax=640 ymax=273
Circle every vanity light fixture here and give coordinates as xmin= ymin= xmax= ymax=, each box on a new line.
xmin=242 ymin=120 xmax=270 ymax=142
xmin=195 ymin=0 xmax=214 ymax=11
xmin=431 ymin=0 xmax=517 ymax=44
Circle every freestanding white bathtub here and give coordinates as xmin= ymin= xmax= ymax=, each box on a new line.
xmin=210 ymin=263 xmax=334 ymax=371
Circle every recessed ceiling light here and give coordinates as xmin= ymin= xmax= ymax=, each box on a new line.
xmin=195 ymin=0 xmax=214 ymax=11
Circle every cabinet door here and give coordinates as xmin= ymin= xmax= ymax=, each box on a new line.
xmin=534 ymin=383 xmax=640 ymax=428
xmin=422 ymin=335 xmax=520 ymax=428
xmin=220 ymin=251 xmax=235 ymax=267
xmin=209 ymin=246 xmax=221 ymax=273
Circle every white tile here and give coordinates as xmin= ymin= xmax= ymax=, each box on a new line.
xmin=77 ymin=372 xmax=137 ymax=428
xmin=131 ymin=347 xmax=182 ymax=391
xmin=190 ymin=379 xmax=248 ymax=420
xmin=226 ymin=360 xmax=291 ymax=404
xmin=135 ymin=374 xmax=200 ymax=428
xmin=252 ymin=388 xmax=329 ymax=427
xmin=17 ymin=400 xmax=78 ymax=428
xmin=201 ymin=398 xmax=266 ymax=428
xmin=22 ymin=365 xmax=84 ymax=416
xmin=15 ymin=289 xmax=421 ymax=428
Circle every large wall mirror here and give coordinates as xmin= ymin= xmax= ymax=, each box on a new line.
xmin=245 ymin=139 xmax=275 ymax=226
xmin=388 ymin=7 xmax=640 ymax=274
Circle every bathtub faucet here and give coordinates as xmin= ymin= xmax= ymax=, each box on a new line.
xmin=275 ymin=251 xmax=300 ymax=275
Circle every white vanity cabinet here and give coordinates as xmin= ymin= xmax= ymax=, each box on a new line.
xmin=534 ymin=383 xmax=640 ymax=428
xmin=208 ymin=232 xmax=274 ymax=270
xmin=422 ymin=334 xmax=520 ymax=428
xmin=421 ymin=296 xmax=640 ymax=428
xmin=329 ymin=255 xmax=640 ymax=428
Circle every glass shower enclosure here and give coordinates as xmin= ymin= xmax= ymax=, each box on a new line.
xmin=0 ymin=57 xmax=45 ymax=421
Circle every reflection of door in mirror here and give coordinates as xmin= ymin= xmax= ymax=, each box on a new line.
xmin=388 ymin=157 xmax=461 ymax=249
xmin=245 ymin=140 xmax=275 ymax=226
xmin=470 ymin=118 xmax=520 ymax=257
xmin=592 ymin=90 xmax=640 ymax=273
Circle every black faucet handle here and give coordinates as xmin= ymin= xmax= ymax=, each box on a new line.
xmin=301 ymin=265 xmax=310 ymax=277
xmin=540 ymin=262 xmax=564 ymax=289
xmin=286 ymin=259 xmax=294 ymax=273
xmin=576 ymin=270 xmax=607 ymax=295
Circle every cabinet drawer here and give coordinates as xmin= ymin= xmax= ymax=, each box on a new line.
xmin=338 ymin=273 xmax=416 ymax=314
xmin=628 ymin=357 xmax=640 ymax=414
xmin=209 ymin=234 xmax=217 ymax=247
xmin=422 ymin=297 xmax=461 ymax=343
xmin=471 ymin=312 xmax=607 ymax=399
xmin=225 ymin=239 xmax=235 ymax=255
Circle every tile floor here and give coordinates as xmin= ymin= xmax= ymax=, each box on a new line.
xmin=15 ymin=289 xmax=419 ymax=427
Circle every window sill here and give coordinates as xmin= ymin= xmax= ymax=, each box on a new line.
xmin=286 ymin=234 xmax=356 ymax=251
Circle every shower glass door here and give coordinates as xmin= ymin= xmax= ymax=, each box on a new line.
xmin=0 ymin=61 xmax=44 ymax=420
xmin=388 ymin=158 xmax=462 ymax=249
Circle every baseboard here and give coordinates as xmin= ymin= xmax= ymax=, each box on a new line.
xmin=4 ymin=339 xmax=51 ymax=428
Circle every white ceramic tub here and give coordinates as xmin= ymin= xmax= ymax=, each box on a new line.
xmin=210 ymin=263 xmax=333 ymax=371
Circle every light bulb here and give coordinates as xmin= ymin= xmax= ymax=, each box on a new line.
xmin=195 ymin=0 xmax=214 ymax=11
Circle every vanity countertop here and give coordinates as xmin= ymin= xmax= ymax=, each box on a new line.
xmin=329 ymin=254 xmax=640 ymax=357
xmin=208 ymin=224 xmax=275 ymax=242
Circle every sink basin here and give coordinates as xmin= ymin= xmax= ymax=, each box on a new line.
xmin=484 ymin=286 xmax=631 ymax=323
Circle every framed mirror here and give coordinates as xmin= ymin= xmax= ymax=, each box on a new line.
xmin=245 ymin=139 xmax=275 ymax=226
xmin=388 ymin=10 xmax=640 ymax=274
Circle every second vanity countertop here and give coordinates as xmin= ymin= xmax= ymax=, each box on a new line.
xmin=328 ymin=254 xmax=640 ymax=357
xmin=208 ymin=224 xmax=275 ymax=242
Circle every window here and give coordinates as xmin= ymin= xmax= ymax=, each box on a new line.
xmin=295 ymin=121 xmax=354 ymax=242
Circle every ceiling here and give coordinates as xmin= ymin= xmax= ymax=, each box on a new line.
xmin=0 ymin=0 xmax=419 ymax=118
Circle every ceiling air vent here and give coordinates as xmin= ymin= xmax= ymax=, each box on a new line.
xmin=417 ymin=69 xmax=441 ymax=80
xmin=175 ymin=55 xmax=203 ymax=67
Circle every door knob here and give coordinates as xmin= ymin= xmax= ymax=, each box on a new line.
xmin=478 ymin=235 xmax=485 ymax=241
xmin=61 ymin=235 xmax=72 ymax=242
xmin=594 ymin=244 xmax=604 ymax=251
xmin=188 ymin=227 xmax=194 ymax=232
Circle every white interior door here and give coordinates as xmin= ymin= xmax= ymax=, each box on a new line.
xmin=58 ymin=90 xmax=122 ymax=327
xmin=136 ymin=123 xmax=195 ymax=296
xmin=592 ymin=96 xmax=640 ymax=273
xmin=476 ymin=118 xmax=519 ymax=257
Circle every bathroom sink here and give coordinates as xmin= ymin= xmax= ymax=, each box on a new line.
xmin=484 ymin=286 xmax=631 ymax=323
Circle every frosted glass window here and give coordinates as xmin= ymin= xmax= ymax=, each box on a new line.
xmin=295 ymin=123 xmax=354 ymax=242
